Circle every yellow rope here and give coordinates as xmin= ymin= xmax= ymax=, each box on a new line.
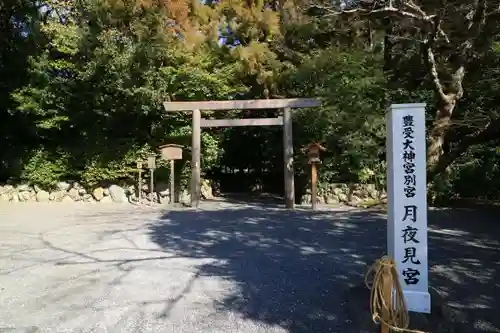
xmin=364 ymin=256 xmax=427 ymax=333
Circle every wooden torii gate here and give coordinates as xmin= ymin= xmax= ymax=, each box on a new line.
xmin=163 ymin=98 xmax=321 ymax=209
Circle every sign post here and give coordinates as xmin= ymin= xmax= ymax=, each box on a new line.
xmin=386 ymin=103 xmax=431 ymax=314
xmin=170 ymin=160 xmax=175 ymax=204
xmin=305 ymin=142 xmax=326 ymax=211
xmin=137 ymin=160 xmax=143 ymax=200
xmin=147 ymin=154 xmax=156 ymax=203
xmin=158 ymin=144 xmax=184 ymax=205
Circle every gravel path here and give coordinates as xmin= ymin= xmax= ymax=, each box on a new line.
xmin=0 ymin=202 xmax=498 ymax=333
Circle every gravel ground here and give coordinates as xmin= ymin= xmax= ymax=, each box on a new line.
xmin=0 ymin=201 xmax=498 ymax=333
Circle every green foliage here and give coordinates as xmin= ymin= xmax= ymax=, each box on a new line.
xmin=283 ymin=47 xmax=387 ymax=188
xmin=21 ymin=149 xmax=70 ymax=189
xmin=1 ymin=0 xmax=500 ymax=204
xmin=78 ymin=144 xmax=153 ymax=186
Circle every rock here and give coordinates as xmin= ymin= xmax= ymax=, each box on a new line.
xmin=1 ymin=185 xmax=14 ymax=194
xmin=321 ymin=183 xmax=385 ymax=203
xmin=333 ymin=188 xmax=348 ymax=202
xmin=180 ymin=190 xmax=191 ymax=204
xmin=16 ymin=184 xmax=31 ymax=192
xmin=33 ymin=185 xmax=42 ymax=193
xmin=341 ymin=184 xmax=383 ymax=203
xmin=0 ymin=193 xmax=11 ymax=201
xmin=156 ymin=182 xmax=170 ymax=197
xmin=50 ymin=190 xmax=65 ymax=202
xmin=11 ymin=193 xmax=19 ymax=202
xmin=331 ymin=183 xmax=349 ymax=191
xmin=323 ymin=195 xmax=329 ymax=204
xmin=72 ymin=182 xmax=83 ymax=189
xmin=325 ymin=195 xmax=339 ymax=204
xmin=365 ymin=184 xmax=378 ymax=199
xmin=61 ymin=195 xmax=74 ymax=203
xmin=350 ymin=195 xmax=363 ymax=205
xmin=201 ymin=179 xmax=214 ymax=200
xmin=301 ymin=194 xmax=312 ymax=205
xmin=92 ymin=187 xmax=104 ymax=201
xmin=78 ymin=188 xmax=87 ymax=195
xmin=317 ymin=195 xmax=325 ymax=204
xmin=125 ymin=185 xmax=135 ymax=194
xmin=100 ymin=195 xmax=113 ymax=203
xmin=109 ymin=185 xmax=127 ymax=203
xmin=158 ymin=195 xmax=170 ymax=204
xmin=19 ymin=191 xmax=32 ymax=202
xmin=57 ymin=181 xmax=71 ymax=191
xmin=82 ymin=193 xmax=94 ymax=202
xmin=68 ymin=188 xmax=80 ymax=201
xmin=158 ymin=188 xmax=170 ymax=198
xmin=147 ymin=192 xmax=159 ymax=203
xmin=36 ymin=190 xmax=50 ymax=202
xmin=103 ymin=188 xmax=110 ymax=196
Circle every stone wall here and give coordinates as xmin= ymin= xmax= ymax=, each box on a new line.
xmin=0 ymin=182 xmax=132 ymax=203
xmin=300 ymin=183 xmax=386 ymax=205
xmin=0 ymin=181 xmax=207 ymax=204
xmin=0 ymin=181 xmax=378 ymax=205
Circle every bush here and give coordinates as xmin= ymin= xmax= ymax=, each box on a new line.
xmin=20 ymin=149 xmax=71 ymax=189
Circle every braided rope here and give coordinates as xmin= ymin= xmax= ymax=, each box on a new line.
xmin=365 ymin=256 xmax=427 ymax=333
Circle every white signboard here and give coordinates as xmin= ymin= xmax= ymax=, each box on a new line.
xmin=386 ymin=103 xmax=431 ymax=314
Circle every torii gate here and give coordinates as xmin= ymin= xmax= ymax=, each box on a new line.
xmin=163 ymin=98 xmax=321 ymax=209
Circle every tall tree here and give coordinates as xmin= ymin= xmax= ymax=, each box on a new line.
xmin=0 ymin=0 xmax=41 ymax=180
xmin=310 ymin=0 xmax=500 ymax=181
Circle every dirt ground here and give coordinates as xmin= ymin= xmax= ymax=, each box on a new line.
xmin=0 ymin=202 xmax=498 ymax=333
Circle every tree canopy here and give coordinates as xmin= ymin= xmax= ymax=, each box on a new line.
xmin=1 ymin=0 xmax=500 ymax=204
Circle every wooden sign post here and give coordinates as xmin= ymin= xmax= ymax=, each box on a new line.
xmin=158 ymin=144 xmax=184 ymax=204
xmin=386 ymin=103 xmax=430 ymax=314
xmin=312 ymin=162 xmax=319 ymax=210
xmin=136 ymin=160 xmax=143 ymax=200
xmin=305 ymin=142 xmax=326 ymax=211
xmin=147 ymin=154 xmax=156 ymax=203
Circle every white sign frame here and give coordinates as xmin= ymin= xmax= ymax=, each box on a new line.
xmin=386 ymin=103 xmax=431 ymax=314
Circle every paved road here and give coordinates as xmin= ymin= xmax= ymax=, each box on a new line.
xmin=0 ymin=202 xmax=498 ymax=333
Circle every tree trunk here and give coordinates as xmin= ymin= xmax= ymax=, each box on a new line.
xmin=426 ymin=96 xmax=456 ymax=178
xmin=427 ymin=116 xmax=500 ymax=183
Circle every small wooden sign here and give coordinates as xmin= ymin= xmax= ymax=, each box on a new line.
xmin=158 ymin=144 xmax=183 ymax=161
xmin=147 ymin=155 xmax=156 ymax=169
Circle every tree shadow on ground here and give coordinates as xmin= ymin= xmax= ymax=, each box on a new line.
xmin=426 ymin=208 xmax=500 ymax=332
xmin=147 ymin=205 xmax=500 ymax=333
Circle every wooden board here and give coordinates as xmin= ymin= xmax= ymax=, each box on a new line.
xmin=200 ymin=117 xmax=283 ymax=128
xmin=163 ymin=98 xmax=320 ymax=111
xmin=160 ymin=146 xmax=183 ymax=160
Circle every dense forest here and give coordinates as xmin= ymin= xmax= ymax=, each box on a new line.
xmin=1 ymin=0 xmax=500 ymax=204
